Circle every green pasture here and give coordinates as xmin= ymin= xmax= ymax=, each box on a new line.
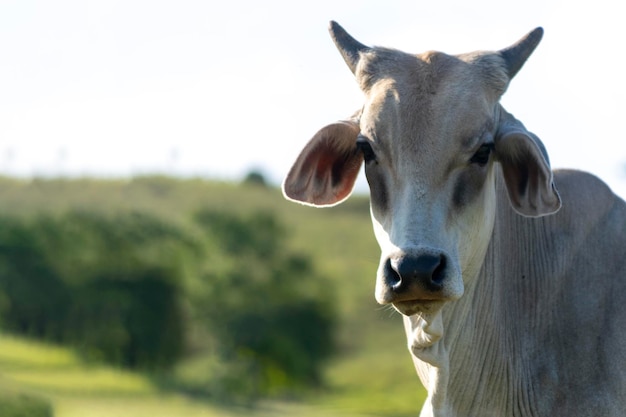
xmin=0 ymin=330 xmax=424 ymax=417
xmin=0 ymin=176 xmax=426 ymax=416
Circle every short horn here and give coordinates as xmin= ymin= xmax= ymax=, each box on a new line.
xmin=499 ymin=27 xmax=543 ymax=79
xmin=328 ymin=21 xmax=369 ymax=74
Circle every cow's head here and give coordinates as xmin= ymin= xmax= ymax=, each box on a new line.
xmin=283 ymin=22 xmax=560 ymax=319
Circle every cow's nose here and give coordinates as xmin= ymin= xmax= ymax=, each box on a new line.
xmin=385 ymin=253 xmax=447 ymax=294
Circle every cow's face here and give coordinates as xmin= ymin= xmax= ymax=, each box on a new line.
xmin=356 ymin=50 xmax=507 ymax=316
xmin=283 ymin=22 xmax=560 ymax=318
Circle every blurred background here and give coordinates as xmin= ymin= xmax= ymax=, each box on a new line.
xmin=0 ymin=1 xmax=624 ymax=416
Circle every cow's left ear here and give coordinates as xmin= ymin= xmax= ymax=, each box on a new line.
xmin=283 ymin=119 xmax=362 ymax=207
xmin=495 ymin=108 xmax=561 ymax=217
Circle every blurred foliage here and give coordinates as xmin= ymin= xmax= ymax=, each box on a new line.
xmin=0 ymin=187 xmax=337 ymax=401
xmin=0 ymin=176 xmax=425 ymax=415
xmin=0 ymin=390 xmax=53 ymax=417
xmin=242 ymin=170 xmax=268 ymax=187
xmin=0 ymin=210 xmax=190 ymax=369
xmin=186 ymin=210 xmax=336 ymax=400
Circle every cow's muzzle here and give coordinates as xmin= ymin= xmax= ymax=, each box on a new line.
xmin=386 ymin=253 xmax=446 ymax=293
xmin=376 ymin=249 xmax=461 ymax=311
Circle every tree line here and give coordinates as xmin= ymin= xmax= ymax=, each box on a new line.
xmin=0 ymin=207 xmax=336 ymax=401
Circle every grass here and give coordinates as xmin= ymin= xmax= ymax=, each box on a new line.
xmin=0 ymin=335 xmax=77 ymax=369
xmin=0 ymin=333 xmax=365 ymax=417
xmin=0 ymin=177 xmax=428 ymax=416
xmin=0 ymin=323 xmax=425 ymax=417
xmin=314 ymin=315 xmax=427 ymax=417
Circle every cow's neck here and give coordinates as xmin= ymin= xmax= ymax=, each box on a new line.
xmin=403 ymin=312 xmax=450 ymax=416
xmin=405 ymin=255 xmax=520 ymax=416
xmin=404 ymin=270 xmax=510 ymax=416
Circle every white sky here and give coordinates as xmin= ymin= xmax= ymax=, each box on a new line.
xmin=1 ymin=0 xmax=626 ymax=197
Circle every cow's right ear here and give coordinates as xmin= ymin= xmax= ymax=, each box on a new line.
xmin=282 ymin=120 xmax=362 ymax=207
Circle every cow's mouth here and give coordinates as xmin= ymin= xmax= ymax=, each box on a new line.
xmin=392 ymin=299 xmax=445 ymax=317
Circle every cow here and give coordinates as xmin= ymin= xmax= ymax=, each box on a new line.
xmin=282 ymin=21 xmax=626 ymax=417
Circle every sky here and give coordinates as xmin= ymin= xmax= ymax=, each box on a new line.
xmin=1 ymin=0 xmax=626 ymax=197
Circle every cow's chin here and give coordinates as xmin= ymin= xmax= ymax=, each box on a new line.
xmin=392 ymin=299 xmax=446 ymax=317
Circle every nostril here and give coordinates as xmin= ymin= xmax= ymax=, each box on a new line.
xmin=431 ymin=255 xmax=446 ymax=286
xmin=384 ymin=258 xmax=403 ymax=291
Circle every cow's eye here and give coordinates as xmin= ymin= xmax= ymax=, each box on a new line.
xmin=356 ymin=138 xmax=377 ymax=163
xmin=470 ymin=143 xmax=494 ymax=166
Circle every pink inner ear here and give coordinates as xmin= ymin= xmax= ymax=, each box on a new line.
xmin=283 ymin=121 xmax=362 ymax=207
xmin=311 ymin=150 xmax=336 ymax=182
xmin=302 ymin=141 xmax=361 ymax=205
xmin=327 ymin=152 xmax=363 ymax=201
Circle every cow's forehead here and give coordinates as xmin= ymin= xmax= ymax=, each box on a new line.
xmin=358 ymin=48 xmax=507 ymax=153
xmin=357 ymin=47 xmax=509 ymax=102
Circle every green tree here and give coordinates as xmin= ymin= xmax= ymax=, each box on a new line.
xmin=0 ymin=211 xmax=195 ymax=369
xmin=190 ymin=210 xmax=336 ymax=399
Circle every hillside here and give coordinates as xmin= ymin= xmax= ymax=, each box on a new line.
xmin=0 ymin=176 xmax=426 ymax=416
